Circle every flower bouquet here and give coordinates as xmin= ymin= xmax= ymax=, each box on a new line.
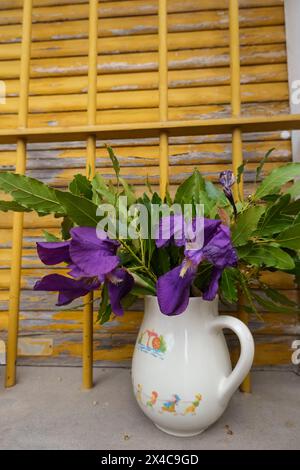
xmin=0 ymin=147 xmax=299 ymax=321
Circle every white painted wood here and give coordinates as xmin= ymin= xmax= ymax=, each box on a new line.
xmin=284 ymin=0 xmax=300 ymax=162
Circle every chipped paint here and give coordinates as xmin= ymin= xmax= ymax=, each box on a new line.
xmin=33 ymin=65 xmax=88 ymax=74
xmin=111 ymin=85 xmax=139 ymax=91
xmin=51 ymin=34 xmax=85 ymax=40
xmin=18 ymin=337 xmax=53 ymax=356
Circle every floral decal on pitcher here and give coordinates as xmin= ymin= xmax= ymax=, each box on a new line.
xmin=137 ymin=329 xmax=167 ymax=359
xmin=135 ymin=385 xmax=203 ymax=416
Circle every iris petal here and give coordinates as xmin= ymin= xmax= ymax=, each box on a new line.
xmin=203 ymin=225 xmax=238 ymax=269
xmin=155 ymin=214 xmax=186 ymax=248
xmin=107 ymin=268 xmax=134 ymax=316
xmin=37 ymin=241 xmax=71 ymax=265
xmin=157 ymin=265 xmax=195 ymax=316
xmin=184 ymin=218 xmax=221 ymax=264
xmin=34 ymin=273 xmax=100 ymax=306
xmin=69 ymin=227 xmax=120 ymax=277
xmin=202 ymin=267 xmax=222 ymax=301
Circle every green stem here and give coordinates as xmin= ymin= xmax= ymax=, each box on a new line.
xmin=127 ymin=265 xmax=144 ymax=272
xmin=252 ymin=237 xmax=277 ymax=245
xmin=119 ymin=239 xmax=157 ymax=283
xmin=140 ymin=237 xmax=145 ymax=265
xmin=239 ymin=272 xmax=263 ymax=321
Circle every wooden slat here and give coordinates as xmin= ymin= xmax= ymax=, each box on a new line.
xmin=0 ymin=140 xmax=292 ymax=173
xmin=0 ymin=1 xmax=88 ymax=11
xmin=0 ymin=1 xmax=284 ymax=13
xmin=0 ymin=163 xmax=293 ymax=193
xmin=3 ymin=64 xmax=287 ymax=98
xmin=0 ymin=129 xmax=290 ymax=147
xmin=0 ymin=26 xmax=286 ymax=61
xmin=0 ymin=1 xmax=285 ymax=24
xmin=0 ymin=83 xmax=289 ymax=114
xmin=0 ymin=7 xmax=285 ymax=44
xmin=0 ymin=101 xmax=290 ymax=129
xmin=0 ymin=44 xmax=287 ymax=80
xmin=0 ymin=113 xmax=299 ymax=144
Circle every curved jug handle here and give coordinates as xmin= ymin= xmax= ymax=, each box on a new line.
xmin=210 ymin=315 xmax=255 ymax=405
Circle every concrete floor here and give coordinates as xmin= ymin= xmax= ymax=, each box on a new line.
xmin=0 ymin=367 xmax=299 ymax=450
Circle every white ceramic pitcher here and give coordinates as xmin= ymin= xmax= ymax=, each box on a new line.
xmin=132 ymin=295 xmax=254 ymax=437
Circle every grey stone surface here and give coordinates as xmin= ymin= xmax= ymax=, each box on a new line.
xmin=0 ymin=367 xmax=299 ymax=450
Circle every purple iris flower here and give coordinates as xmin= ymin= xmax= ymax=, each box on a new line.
xmin=219 ymin=170 xmax=237 ymax=219
xmin=37 ymin=241 xmax=71 ymax=265
xmin=157 ymin=264 xmax=196 ymax=316
xmin=69 ymin=227 xmax=120 ymax=279
xmin=34 ymin=273 xmax=101 ymax=306
xmin=156 ymin=215 xmax=209 ymax=250
xmin=155 ymin=214 xmax=187 ymax=248
xmin=34 ymin=227 xmax=133 ymax=315
xmin=156 ymin=217 xmax=238 ymax=315
xmin=219 ymin=170 xmax=235 ymax=198
xmin=107 ymin=268 xmax=134 ymax=316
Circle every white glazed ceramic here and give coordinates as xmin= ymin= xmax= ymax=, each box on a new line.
xmin=132 ymin=295 xmax=254 ymax=437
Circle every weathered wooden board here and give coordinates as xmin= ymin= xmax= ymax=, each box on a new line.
xmin=0 ymin=130 xmax=290 ymax=148
xmin=0 ymin=139 xmax=292 ymax=170
xmin=0 ymin=7 xmax=285 ymax=44
xmin=0 ymin=1 xmax=285 ymax=26
xmin=0 ymin=0 xmax=284 ymax=14
xmin=3 ymin=64 xmax=288 ymax=98
xmin=5 ymin=161 xmax=291 ymax=186
xmin=1 ymin=82 xmax=289 ymax=114
xmin=0 ymin=1 xmax=298 ymax=368
xmin=0 ymin=26 xmax=286 ymax=61
xmin=0 ymin=26 xmax=285 ymax=61
xmin=0 ymin=102 xmax=291 ymax=129
xmin=0 ymin=44 xmax=287 ymax=82
xmin=0 ymin=161 xmax=291 ymax=189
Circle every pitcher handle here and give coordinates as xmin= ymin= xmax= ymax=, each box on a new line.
xmin=210 ymin=315 xmax=255 ymax=405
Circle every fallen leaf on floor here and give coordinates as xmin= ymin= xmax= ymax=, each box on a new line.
xmin=225 ymin=424 xmax=234 ymax=436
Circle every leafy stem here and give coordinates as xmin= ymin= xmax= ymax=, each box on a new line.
xmin=239 ymin=272 xmax=265 ymax=321
xmin=119 ymin=239 xmax=157 ymax=283
xmin=140 ymin=237 xmax=145 ymax=265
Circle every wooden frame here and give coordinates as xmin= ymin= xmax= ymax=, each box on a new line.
xmin=82 ymin=0 xmax=98 ymax=390
xmin=5 ymin=0 xmax=33 ymax=388
xmin=4 ymin=0 xmax=300 ymax=388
